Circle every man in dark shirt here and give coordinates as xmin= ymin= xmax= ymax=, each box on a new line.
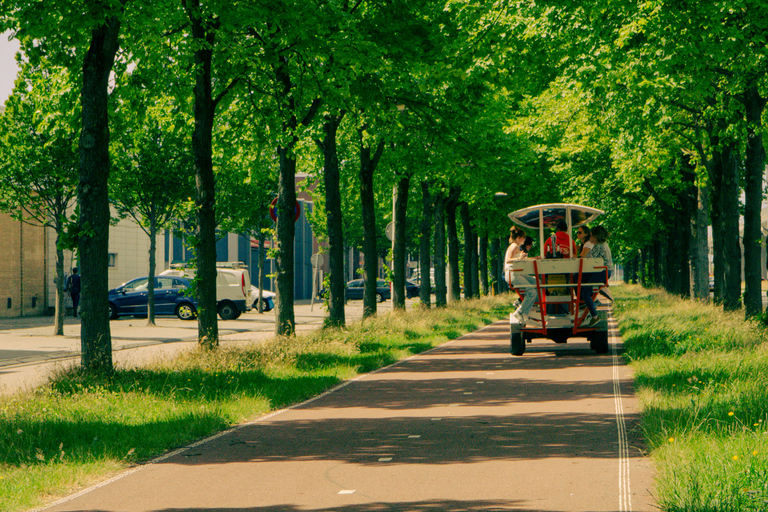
xmin=66 ymin=267 xmax=81 ymax=318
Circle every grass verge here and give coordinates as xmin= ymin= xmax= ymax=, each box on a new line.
xmin=0 ymin=295 xmax=513 ymax=512
xmin=614 ymin=284 xmax=768 ymax=512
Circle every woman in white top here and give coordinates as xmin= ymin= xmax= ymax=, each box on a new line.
xmin=505 ymin=227 xmax=536 ymax=324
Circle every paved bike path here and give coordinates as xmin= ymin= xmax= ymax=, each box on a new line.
xmin=41 ymin=315 xmax=655 ymax=512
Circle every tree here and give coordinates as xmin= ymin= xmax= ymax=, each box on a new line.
xmin=0 ymin=62 xmax=79 ymax=335
xmin=110 ymin=93 xmax=195 ymax=325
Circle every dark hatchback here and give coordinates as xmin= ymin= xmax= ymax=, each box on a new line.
xmin=109 ymin=276 xmax=197 ymax=320
xmin=345 ymin=279 xmax=390 ymax=302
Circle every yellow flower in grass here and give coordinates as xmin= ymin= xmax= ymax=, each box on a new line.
xmin=728 ymin=411 xmax=735 ymax=417
xmin=668 ymin=437 xmax=675 ymax=443
xmin=733 ymin=455 xmax=739 ymax=461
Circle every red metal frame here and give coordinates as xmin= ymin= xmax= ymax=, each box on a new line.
xmin=510 ymin=259 xmax=608 ymax=336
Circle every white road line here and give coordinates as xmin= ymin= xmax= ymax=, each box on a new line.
xmin=610 ymin=317 xmax=632 ymax=511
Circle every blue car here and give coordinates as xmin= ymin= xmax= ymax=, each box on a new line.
xmin=109 ymin=276 xmax=197 ymax=320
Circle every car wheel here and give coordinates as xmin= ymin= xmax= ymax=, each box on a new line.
xmin=176 ymin=303 xmax=197 ymax=320
xmin=255 ymin=299 xmax=273 ymax=312
xmin=109 ymin=303 xmax=118 ymax=320
xmin=511 ymin=331 xmax=526 ymax=356
xmin=376 ymin=293 xmax=384 ymax=303
xmin=218 ymin=301 xmax=238 ymax=320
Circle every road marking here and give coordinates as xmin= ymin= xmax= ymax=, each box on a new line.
xmin=338 ymin=490 xmax=356 ymax=495
xmin=378 ymin=457 xmax=393 ymax=462
xmin=610 ymin=318 xmax=632 ymax=512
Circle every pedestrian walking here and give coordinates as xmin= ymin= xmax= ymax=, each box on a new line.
xmin=65 ymin=267 xmax=81 ymax=318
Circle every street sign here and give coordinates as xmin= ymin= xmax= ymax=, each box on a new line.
xmin=270 ymin=197 xmax=301 ymax=223
xmin=385 ymin=221 xmax=395 ymax=241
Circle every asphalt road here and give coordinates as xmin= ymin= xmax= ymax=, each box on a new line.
xmin=12 ymin=307 xmax=655 ymax=512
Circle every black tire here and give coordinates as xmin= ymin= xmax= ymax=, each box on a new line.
xmin=376 ymin=293 xmax=384 ymax=303
xmin=511 ymin=331 xmax=526 ymax=356
xmin=176 ymin=303 xmax=197 ymax=320
xmin=218 ymin=301 xmax=238 ymax=320
xmin=255 ymin=299 xmax=273 ymax=312
xmin=109 ymin=303 xmax=118 ymax=320
xmin=590 ymin=330 xmax=609 ymax=354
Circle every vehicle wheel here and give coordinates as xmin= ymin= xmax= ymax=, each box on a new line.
xmin=176 ymin=303 xmax=197 ymax=320
xmin=376 ymin=293 xmax=384 ymax=303
xmin=109 ymin=303 xmax=118 ymax=320
xmin=511 ymin=331 xmax=526 ymax=356
xmin=255 ymin=299 xmax=272 ymax=312
xmin=218 ymin=301 xmax=238 ymax=320
xmin=590 ymin=330 xmax=609 ymax=354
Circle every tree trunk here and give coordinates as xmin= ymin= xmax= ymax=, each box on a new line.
xmin=321 ymin=114 xmax=346 ymax=327
xmin=460 ymin=203 xmax=473 ymax=300
xmin=479 ymin=235 xmax=488 ymax=296
xmin=258 ymin=230 xmax=266 ymax=313
xmin=359 ymin=132 xmax=384 ymax=318
xmin=276 ymin=143 xmax=297 ymax=335
xmin=471 ymin=229 xmax=479 ymax=298
xmin=147 ymin=215 xmax=157 ymax=326
xmin=419 ymin=181 xmax=433 ymax=308
xmin=489 ymin=237 xmax=500 ymax=294
xmin=273 ymin=62 xmax=322 ymax=335
xmin=54 ymin=231 xmax=65 ymax=336
xmin=189 ymin=4 xmax=219 ymax=347
xmin=708 ymin=137 xmax=725 ymax=303
xmin=392 ymin=176 xmax=410 ymax=310
xmin=721 ymin=142 xmax=742 ymax=311
xmin=446 ymin=190 xmax=461 ymax=302
xmin=691 ymin=183 xmax=710 ymax=300
xmin=78 ymin=14 xmax=121 ymax=372
xmin=433 ymin=193 xmax=447 ymax=307
xmin=743 ymin=84 xmax=766 ymax=317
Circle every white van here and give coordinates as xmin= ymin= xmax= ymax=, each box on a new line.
xmin=160 ymin=262 xmax=252 ymax=320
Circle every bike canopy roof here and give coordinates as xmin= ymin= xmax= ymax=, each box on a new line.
xmin=508 ymin=203 xmax=604 ymax=237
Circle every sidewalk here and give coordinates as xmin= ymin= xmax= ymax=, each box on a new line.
xmin=37 ymin=314 xmax=656 ymax=512
xmin=0 ymin=299 xmax=357 ymax=394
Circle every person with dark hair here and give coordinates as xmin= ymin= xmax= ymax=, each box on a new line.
xmin=589 ymin=225 xmax=614 ymax=302
xmin=65 ymin=267 xmax=81 ymax=318
xmin=581 ymin=225 xmax=613 ymax=325
xmin=505 ymin=228 xmax=538 ymax=324
xmin=576 ymin=225 xmax=592 ymax=257
xmin=504 ymin=227 xmax=528 ymax=286
xmin=521 ymin=236 xmax=534 ymax=255
xmin=543 ymin=220 xmax=577 ymax=258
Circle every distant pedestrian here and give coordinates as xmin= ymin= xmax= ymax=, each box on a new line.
xmin=65 ymin=267 xmax=81 ymax=318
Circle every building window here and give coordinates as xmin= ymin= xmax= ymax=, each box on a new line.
xmin=108 ymin=253 xmax=117 ymax=268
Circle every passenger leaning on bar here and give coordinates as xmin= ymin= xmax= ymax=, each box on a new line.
xmin=506 ymin=227 xmax=536 ymax=324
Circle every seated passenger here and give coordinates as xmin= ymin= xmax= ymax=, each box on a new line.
xmin=543 ymin=220 xmax=577 ymax=258
xmin=506 ymin=228 xmax=537 ymax=324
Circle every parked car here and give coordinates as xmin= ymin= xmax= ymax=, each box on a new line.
xmin=320 ymin=279 xmax=390 ymax=302
xmin=109 ymin=276 xmax=197 ymax=320
xmin=251 ymin=286 xmax=275 ymax=312
xmin=405 ymin=280 xmax=420 ymax=298
xmin=345 ymin=279 xmax=390 ymax=302
xmin=160 ymin=262 xmax=252 ymax=320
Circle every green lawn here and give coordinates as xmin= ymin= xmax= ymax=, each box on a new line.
xmin=0 ymin=296 xmax=514 ymax=512
xmin=614 ymin=284 xmax=768 ymax=512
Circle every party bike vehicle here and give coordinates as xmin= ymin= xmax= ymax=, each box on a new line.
xmin=507 ymin=203 xmax=610 ymax=356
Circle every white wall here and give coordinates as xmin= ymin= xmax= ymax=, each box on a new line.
xmin=44 ymin=214 xmax=165 ymax=308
